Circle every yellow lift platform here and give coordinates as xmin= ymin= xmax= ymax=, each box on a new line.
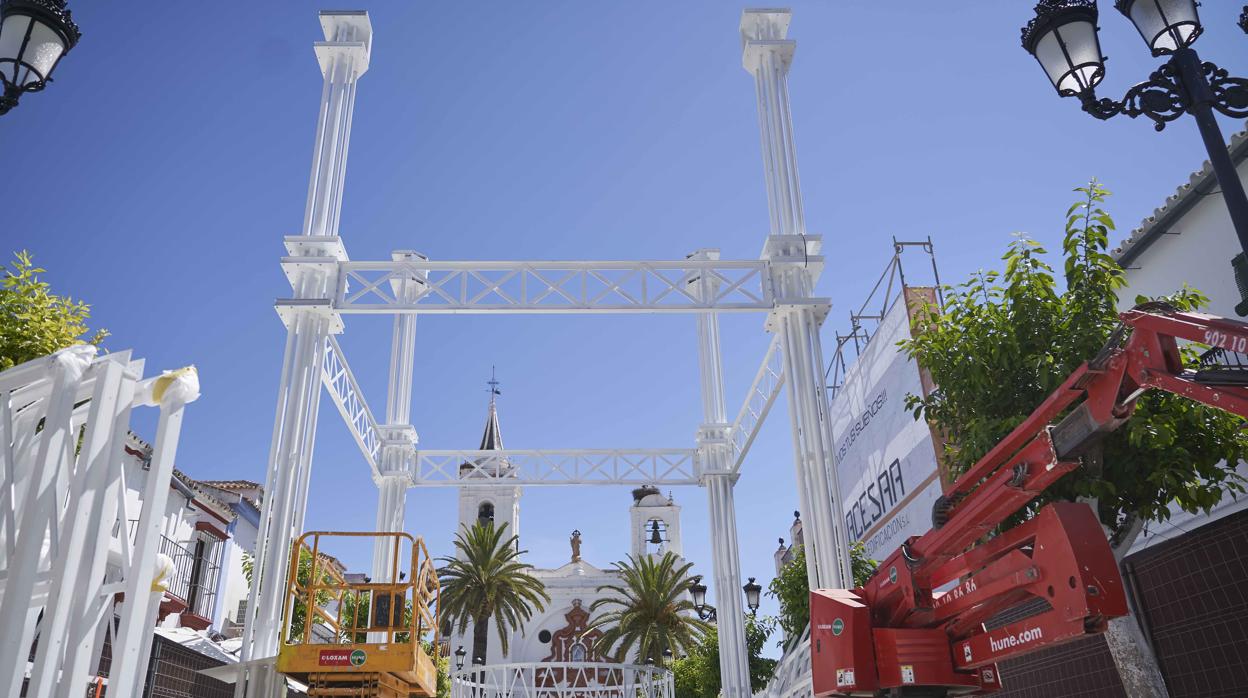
xmin=276 ymin=532 xmax=441 ymax=698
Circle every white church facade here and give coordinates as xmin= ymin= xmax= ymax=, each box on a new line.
xmin=445 ymin=392 xmax=687 ymax=667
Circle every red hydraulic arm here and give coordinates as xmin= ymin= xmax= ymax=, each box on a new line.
xmin=811 ymin=307 xmax=1248 ymax=697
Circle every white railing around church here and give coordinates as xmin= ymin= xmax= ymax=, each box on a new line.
xmin=451 ymin=662 xmax=674 ymax=698
xmin=755 ymin=629 xmax=812 ymax=698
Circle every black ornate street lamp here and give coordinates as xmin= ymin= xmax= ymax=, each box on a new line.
xmin=742 ymin=577 xmax=762 ymax=616
xmin=1239 ymin=5 xmax=1247 ymax=35
xmin=688 ymin=575 xmax=716 ymax=622
xmin=1022 ymin=0 xmax=1248 ymax=313
xmin=454 ymin=645 xmax=466 ymax=671
xmin=0 ymin=0 xmax=80 ymax=116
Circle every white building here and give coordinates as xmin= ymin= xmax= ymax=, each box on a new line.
xmin=194 ymin=480 xmax=265 ymax=638
xmin=118 ymin=435 xmax=262 ymax=639
xmin=1111 ymin=120 xmax=1248 ymax=554
xmin=445 ymin=393 xmax=688 ymax=667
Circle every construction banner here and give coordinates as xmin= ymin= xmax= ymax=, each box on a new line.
xmin=828 ymin=287 xmax=944 ymax=562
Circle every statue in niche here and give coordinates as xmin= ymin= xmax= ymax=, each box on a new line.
xmin=570 ymin=529 xmax=582 ymax=563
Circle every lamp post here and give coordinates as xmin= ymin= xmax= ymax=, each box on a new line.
xmin=1022 ymin=0 xmax=1248 ymax=313
xmin=742 ymin=577 xmax=762 ymax=616
xmin=0 ymin=0 xmax=80 ymax=115
xmin=1239 ymin=6 xmax=1247 ymax=35
xmin=454 ymin=645 xmax=466 ymax=671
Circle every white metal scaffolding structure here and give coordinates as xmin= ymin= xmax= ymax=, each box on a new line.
xmin=236 ymin=9 xmax=850 ymax=697
xmin=0 ymin=348 xmax=200 ymax=698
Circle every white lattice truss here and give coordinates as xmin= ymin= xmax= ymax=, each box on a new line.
xmin=322 ymin=336 xmax=381 ymax=474
xmin=236 ymin=9 xmax=854 ymax=698
xmin=450 ymin=662 xmax=675 ymax=698
xmin=0 ymin=348 xmax=198 ymax=698
xmin=730 ymin=336 xmax=785 ymax=472
xmin=328 ymin=259 xmax=773 ymax=314
xmin=416 ymin=449 xmax=699 ymax=486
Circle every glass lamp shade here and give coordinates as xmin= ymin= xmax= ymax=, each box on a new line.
xmin=1115 ymin=0 xmax=1201 ymax=55
xmin=454 ymin=646 xmax=467 ymax=670
xmin=689 ymin=578 xmax=707 ymax=611
xmin=743 ymin=577 xmax=762 ymax=612
xmin=1021 ymin=0 xmax=1106 ymax=97
xmin=0 ymin=0 xmax=79 ymax=93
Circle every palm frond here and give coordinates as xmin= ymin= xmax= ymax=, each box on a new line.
xmin=587 ymin=552 xmax=710 ymax=665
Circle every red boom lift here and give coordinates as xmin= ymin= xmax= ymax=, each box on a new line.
xmin=811 ymin=305 xmax=1248 ymax=696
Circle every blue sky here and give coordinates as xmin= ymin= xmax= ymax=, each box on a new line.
xmin=4 ymin=1 xmax=1248 ymax=654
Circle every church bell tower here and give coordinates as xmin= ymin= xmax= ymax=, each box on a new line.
xmin=457 ymin=372 xmax=521 ymax=543
xmin=629 ymin=485 xmax=682 ymax=558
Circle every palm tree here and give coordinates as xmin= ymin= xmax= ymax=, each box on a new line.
xmin=588 ymin=552 xmax=712 ymax=665
xmin=437 ymin=521 xmax=550 ymax=665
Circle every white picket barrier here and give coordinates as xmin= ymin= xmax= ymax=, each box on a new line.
xmin=0 ymin=346 xmax=199 ymax=698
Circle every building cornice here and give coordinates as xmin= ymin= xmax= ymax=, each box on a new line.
xmin=1113 ymin=121 xmax=1248 ymax=267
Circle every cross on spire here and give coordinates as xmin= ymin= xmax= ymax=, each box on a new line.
xmin=487 ymin=365 xmax=501 ymax=403
xmin=479 ymin=367 xmax=504 ymax=451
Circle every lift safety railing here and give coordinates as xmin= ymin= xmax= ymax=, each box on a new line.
xmin=282 ymin=531 xmax=439 ymax=649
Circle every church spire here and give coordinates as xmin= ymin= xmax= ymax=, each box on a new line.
xmin=480 ymin=367 xmax=503 ymax=450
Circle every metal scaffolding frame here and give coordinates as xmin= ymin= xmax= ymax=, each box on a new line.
xmin=236 ymin=9 xmax=851 ymax=697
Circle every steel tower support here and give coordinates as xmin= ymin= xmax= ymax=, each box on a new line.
xmin=741 ymin=8 xmax=850 ymax=590
xmin=237 ymin=12 xmax=370 ymax=698
xmin=691 ymin=249 xmax=752 ymax=697
xmin=372 ymin=251 xmax=424 ymax=589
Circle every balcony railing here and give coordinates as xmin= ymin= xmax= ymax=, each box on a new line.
xmin=125 ymin=520 xmax=221 ymax=620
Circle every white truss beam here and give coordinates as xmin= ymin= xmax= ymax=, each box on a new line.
xmin=413 ymin=449 xmax=698 ymax=486
xmin=730 ymin=336 xmax=785 ymax=472
xmin=322 ymin=336 xmax=381 ymax=475
xmin=329 ymin=259 xmax=772 ymax=314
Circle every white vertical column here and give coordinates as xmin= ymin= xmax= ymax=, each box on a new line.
xmin=239 ymin=263 xmax=337 ymax=698
xmin=302 ymin=11 xmax=373 ymax=238
xmin=239 ymin=12 xmax=371 ymax=698
xmin=741 ymin=8 xmax=850 ymax=591
xmin=371 ymin=250 xmax=424 ymax=588
xmin=690 ymin=249 xmax=751 ymax=698
xmin=384 ymin=251 xmax=424 ymax=426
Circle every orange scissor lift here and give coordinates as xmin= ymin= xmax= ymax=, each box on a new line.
xmin=276 ymin=532 xmax=442 ymax=698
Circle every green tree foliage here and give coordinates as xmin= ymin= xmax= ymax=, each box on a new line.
xmin=437 ymin=522 xmax=550 ymax=663
xmin=766 ymin=543 xmax=876 ymax=644
xmin=588 ymin=552 xmax=712 ymax=665
xmin=901 ymin=181 xmax=1248 ymax=538
xmin=241 ymin=548 xmax=336 ymax=643
xmin=0 ymin=250 xmax=107 ymax=370
xmin=671 ymin=615 xmax=777 ymax=698
xmin=421 ymin=641 xmax=451 ymax=698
